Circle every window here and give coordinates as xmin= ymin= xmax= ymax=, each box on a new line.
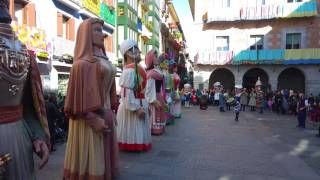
xmin=216 ymin=36 xmax=229 ymax=51
xmin=286 ymin=33 xmax=301 ymax=49
xmin=13 ymin=3 xmax=36 ymax=26
xmin=250 ymin=35 xmax=264 ymax=50
xmin=57 ymin=13 xmax=75 ymax=41
xmin=287 ymin=0 xmax=302 ymax=3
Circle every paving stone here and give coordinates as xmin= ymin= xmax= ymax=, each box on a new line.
xmin=37 ymin=107 xmax=320 ymax=180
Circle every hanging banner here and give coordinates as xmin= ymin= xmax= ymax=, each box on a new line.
xmin=82 ymin=0 xmax=100 ymax=16
xmin=11 ymin=22 xmax=49 ymax=56
xmin=100 ymin=3 xmax=115 ymax=26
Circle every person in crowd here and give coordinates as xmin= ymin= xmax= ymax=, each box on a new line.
xmin=275 ymin=91 xmax=283 ymax=114
xmin=209 ymin=89 xmax=215 ymax=105
xmin=281 ymin=91 xmax=289 ymax=114
xmin=196 ymin=89 xmax=202 ymax=99
xmin=240 ymin=88 xmax=248 ymax=111
xmin=248 ymin=88 xmax=256 ymax=111
xmin=234 ymin=85 xmax=242 ymax=121
xmin=116 ymin=40 xmax=152 ymax=152
xmin=219 ymin=88 xmax=226 ymax=112
xmin=297 ymin=93 xmax=307 ymax=128
xmin=225 ymin=89 xmax=234 ymax=111
xmin=45 ymin=93 xmax=62 ymax=152
xmin=63 ymin=18 xmax=119 ymax=180
xmin=145 ymin=50 xmax=166 ymax=136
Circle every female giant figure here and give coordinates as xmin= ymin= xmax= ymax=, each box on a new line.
xmin=63 ymin=18 xmax=119 ymax=180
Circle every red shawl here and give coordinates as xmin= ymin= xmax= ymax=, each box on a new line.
xmin=125 ymin=63 xmax=147 ymax=99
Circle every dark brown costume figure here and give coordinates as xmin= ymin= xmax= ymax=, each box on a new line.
xmin=63 ymin=18 xmax=119 ymax=180
xmin=0 ymin=0 xmax=50 ymax=179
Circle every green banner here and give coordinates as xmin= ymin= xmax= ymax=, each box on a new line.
xmin=100 ymin=3 xmax=115 ymax=26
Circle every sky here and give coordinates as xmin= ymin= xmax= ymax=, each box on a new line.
xmin=173 ymin=0 xmax=204 ymax=58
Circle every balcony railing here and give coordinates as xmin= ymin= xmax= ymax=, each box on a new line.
xmin=206 ymin=0 xmax=317 ymax=22
xmin=195 ymin=51 xmax=234 ymax=65
xmin=53 ymin=36 xmax=75 ymax=57
xmin=195 ymin=49 xmax=320 ymax=65
xmin=232 ymin=49 xmax=320 ymax=65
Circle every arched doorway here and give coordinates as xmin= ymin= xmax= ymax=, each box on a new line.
xmin=243 ymin=68 xmax=269 ymax=90
xmin=278 ymin=68 xmax=305 ymax=93
xmin=209 ymin=68 xmax=235 ymax=90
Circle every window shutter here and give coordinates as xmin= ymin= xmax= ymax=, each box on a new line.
xmin=68 ymin=19 xmax=75 ymax=41
xmin=109 ymin=36 xmax=113 ymax=52
xmin=104 ymin=36 xmax=113 ymax=52
xmin=23 ymin=5 xmax=27 ymax=24
xmin=57 ymin=12 xmax=63 ymax=37
xmin=26 ymin=3 xmax=36 ymax=27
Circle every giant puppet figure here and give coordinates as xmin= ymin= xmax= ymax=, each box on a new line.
xmin=0 ymin=0 xmax=50 ymax=179
xmin=255 ymin=77 xmax=264 ymax=114
xmin=63 ymin=18 xmax=119 ymax=180
xmin=116 ymin=40 xmax=152 ymax=151
xmin=165 ymin=59 xmax=176 ymax=125
xmin=145 ymin=50 xmax=166 ymax=135
xmin=172 ymin=61 xmax=181 ymax=118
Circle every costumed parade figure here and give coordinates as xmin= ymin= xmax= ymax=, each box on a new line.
xmin=63 ymin=18 xmax=119 ymax=180
xmin=160 ymin=56 xmax=173 ymax=125
xmin=116 ymin=40 xmax=152 ymax=151
xmin=184 ymin=83 xmax=192 ymax=108
xmin=145 ymin=50 xmax=166 ymax=135
xmin=165 ymin=59 xmax=176 ymax=125
xmin=255 ymin=77 xmax=264 ymax=114
xmin=172 ymin=62 xmax=182 ymax=118
xmin=0 ymin=0 xmax=50 ymax=179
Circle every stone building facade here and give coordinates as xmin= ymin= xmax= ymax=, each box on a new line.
xmin=189 ymin=0 xmax=320 ymax=95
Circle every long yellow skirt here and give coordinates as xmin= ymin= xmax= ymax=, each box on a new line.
xmin=63 ymin=119 xmax=105 ymax=180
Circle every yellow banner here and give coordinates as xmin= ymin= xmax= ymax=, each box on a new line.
xmin=11 ymin=22 xmax=47 ymax=52
xmin=82 ymin=0 xmax=100 ymax=16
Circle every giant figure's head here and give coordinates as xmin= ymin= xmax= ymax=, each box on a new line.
xmin=0 ymin=0 xmax=12 ymax=24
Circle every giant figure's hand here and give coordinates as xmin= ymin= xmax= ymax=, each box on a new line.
xmin=86 ymin=112 xmax=109 ymax=132
xmin=136 ymin=107 xmax=145 ymax=120
xmin=152 ymin=100 xmax=162 ymax=110
xmin=33 ymin=140 xmax=49 ymax=169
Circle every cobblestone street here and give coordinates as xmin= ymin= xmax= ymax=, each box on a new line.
xmin=37 ymin=106 xmax=320 ymax=180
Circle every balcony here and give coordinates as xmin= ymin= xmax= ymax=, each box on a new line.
xmin=55 ymin=0 xmax=81 ymax=10
xmin=206 ymin=0 xmax=318 ymax=23
xmin=232 ymin=49 xmax=320 ymax=65
xmin=195 ymin=51 xmax=234 ymax=65
xmin=53 ymin=36 xmax=75 ymax=57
